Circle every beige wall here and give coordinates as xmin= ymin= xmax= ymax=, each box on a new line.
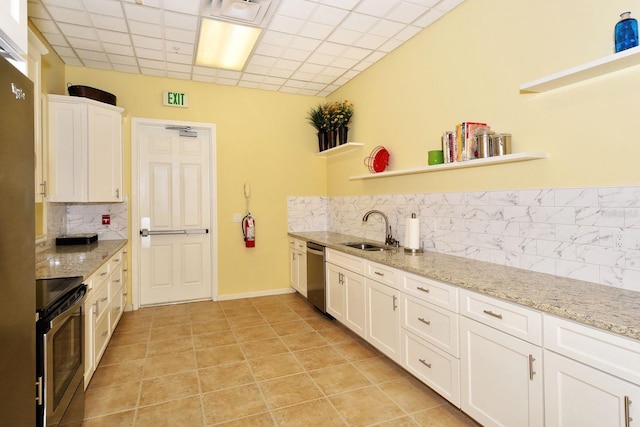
xmin=63 ymin=67 xmax=326 ymax=297
xmin=36 ymin=0 xmax=640 ymax=298
xmin=326 ymin=0 xmax=640 ymax=195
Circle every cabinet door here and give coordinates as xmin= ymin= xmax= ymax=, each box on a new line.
xmin=545 ymin=350 xmax=639 ymax=427
xmin=367 ymin=279 xmax=401 ymax=362
xmin=88 ymin=105 xmax=122 ymax=202
xmin=326 ymin=262 xmax=344 ymax=321
xmin=460 ymin=316 xmax=543 ymax=427
xmin=289 ymin=248 xmax=300 ymax=292
xmin=83 ymin=290 xmax=97 ymax=390
xmin=343 ymin=269 xmax=366 ymax=338
xmin=48 ymin=100 xmax=87 ymax=202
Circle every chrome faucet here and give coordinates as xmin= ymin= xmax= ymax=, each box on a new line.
xmin=362 ymin=210 xmax=398 ymax=246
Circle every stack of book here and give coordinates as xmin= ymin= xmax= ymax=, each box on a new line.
xmin=442 ymin=121 xmax=487 ymax=163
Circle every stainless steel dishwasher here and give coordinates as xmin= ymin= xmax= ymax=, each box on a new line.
xmin=306 ymin=241 xmax=326 ymax=313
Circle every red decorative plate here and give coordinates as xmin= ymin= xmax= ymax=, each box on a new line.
xmin=364 ymin=146 xmax=390 ymax=173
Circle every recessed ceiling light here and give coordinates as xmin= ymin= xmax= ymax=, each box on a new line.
xmin=195 ymin=18 xmax=262 ymax=71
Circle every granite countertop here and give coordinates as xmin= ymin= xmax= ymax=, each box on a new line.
xmin=36 ymin=239 xmax=127 ymax=281
xmin=289 ymin=231 xmax=640 ymax=342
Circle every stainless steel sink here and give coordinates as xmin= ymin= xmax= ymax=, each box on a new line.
xmin=341 ymin=242 xmax=391 ymax=251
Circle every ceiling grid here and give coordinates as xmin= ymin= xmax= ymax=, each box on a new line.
xmin=28 ymin=0 xmax=463 ymax=96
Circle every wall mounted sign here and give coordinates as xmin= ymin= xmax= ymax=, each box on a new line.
xmin=163 ymin=91 xmax=188 ymax=108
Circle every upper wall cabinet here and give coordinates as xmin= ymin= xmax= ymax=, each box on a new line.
xmin=48 ymin=95 xmax=124 ymax=203
xmin=0 ymin=0 xmax=28 ymax=70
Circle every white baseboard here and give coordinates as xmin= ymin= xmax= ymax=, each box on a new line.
xmin=216 ymin=287 xmax=296 ymax=301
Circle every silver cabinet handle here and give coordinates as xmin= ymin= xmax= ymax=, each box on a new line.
xmin=374 ymin=271 xmax=384 ymax=276
xmin=418 ymin=317 xmax=431 ymax=325
xmin=417 ymin=286 xmax=430 ymax=293
xmin=392 ymin=295 xmax=397 ymax=311
xmin=100 ymin=272 xmax=107 ymax=277
xmin=625 ymin=396 xmax=633 ymax=427
xmin=483 ymin=309 xmax=503 ymax=319
xmin=418 ymin=358 xmax=432 ymax=368
xmin=292 ymin=253 xmax=296 ymax=261
xmin=114 ymin=306 xmax=121 ymax=311
xmin=529 ymin=354 xmax=536 ymax=380
xmin=100 ymin=297 xmax=108 ymax=302
xmin=116 ymin=188 xmax=120 ymax=199
xmin=40 ymin=181 xmax=47 ymax=197
xmin=101 ymin=331 xmax=108 ymax=337
xmin=93 ymin=302 xmax=98 ymax=317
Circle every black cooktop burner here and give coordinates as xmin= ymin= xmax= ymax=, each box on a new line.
xmin=36 ymin=277 xmax=85 ymax=320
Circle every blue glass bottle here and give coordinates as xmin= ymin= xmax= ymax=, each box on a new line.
xmin=615 ymin=12 xmax=639 ymax=53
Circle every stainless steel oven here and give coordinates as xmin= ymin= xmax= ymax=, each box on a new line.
xmin=36 ymin=277 xmax=86 ymax=427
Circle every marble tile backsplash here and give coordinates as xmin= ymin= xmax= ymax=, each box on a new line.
xmin=288 ymin=186 xmax=640 ymax=293
xmin=47 ymin=201 xmax=128 ymax=241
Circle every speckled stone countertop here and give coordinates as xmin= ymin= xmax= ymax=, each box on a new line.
xmin=36 ymin=240 xmax=127 ymax=281
xmin=290 ymin=231 xmax=640 ymax=342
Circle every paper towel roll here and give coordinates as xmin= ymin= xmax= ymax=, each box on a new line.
xmin=404 ymin=216 xmax=420 ymax=250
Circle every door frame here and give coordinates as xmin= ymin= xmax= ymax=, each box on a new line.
xmin=131 ymin=117 xmax=218 ymax=310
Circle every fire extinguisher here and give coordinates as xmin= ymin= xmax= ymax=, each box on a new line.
xmin=242 ymin=213 xmax=255 ymax=248
xmin=242 ymin=183 xmax=255 ymax=247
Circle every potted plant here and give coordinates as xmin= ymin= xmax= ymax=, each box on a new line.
xmin=329 ymin=100 xmax=353 ymax=145
xmin=307 ymin=103 xmax=330 ymax=151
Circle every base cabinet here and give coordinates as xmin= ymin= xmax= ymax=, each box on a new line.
xmin=460 ymin=316 xmax=543 ymax=427
xmin=366 ymin=278 xmax=401 ymax=362
xmin=326 ymin=262 xmax=366 ymax=338
xmin=289 ymin=238 xmax=307 ymax=297
xmin=544 ymin=350 xmax=639 ymax=427
xmin=83 ymin=248 xmax=125 ymax=389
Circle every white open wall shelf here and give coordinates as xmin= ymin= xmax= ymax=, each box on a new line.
xmin=520 ymin=45 xmax=640 ymax=93
xmin=316 ymin=142 xmax=363 ymax=157
xmin=349 ymin=152 xmax=547 ymax=180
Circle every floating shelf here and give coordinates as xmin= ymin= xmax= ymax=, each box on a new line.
xmin=349 ymin=152 xmax=547 ymax=180
xmin=316 ymin=142 xmax=364 ymax=157
xmin=520 ymin=46 xmax=640 ymax=93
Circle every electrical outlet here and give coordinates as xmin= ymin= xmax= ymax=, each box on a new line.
xmin=102 ymin=214 xmax=110 ymax=225
xmin=615 ymin=232 xmax=624 ymax=249
xmin=233 ymin=213 xmax=242 ymax=223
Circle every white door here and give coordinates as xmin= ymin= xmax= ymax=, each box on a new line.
xmin=366 ymin=279 xmax=401 ymax=362
xmin=134 ymin=120 xmax=216 ymax=306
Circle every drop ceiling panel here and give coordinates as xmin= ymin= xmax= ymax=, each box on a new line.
xmin=29 ymin=0 xmax=465 ymax=96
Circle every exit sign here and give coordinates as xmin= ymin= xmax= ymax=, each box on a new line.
xmin=163 ymin=91 xmax=188 ymax=108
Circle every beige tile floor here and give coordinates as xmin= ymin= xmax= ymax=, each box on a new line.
xmin=82 ymin=292 xmax=480 ymax=427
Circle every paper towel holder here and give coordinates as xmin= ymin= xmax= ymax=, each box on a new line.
xmin=404 ymin=213 xmax=424 ymax=255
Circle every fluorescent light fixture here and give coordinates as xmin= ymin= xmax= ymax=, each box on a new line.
xmin=196 ymin=18 xmax=262 ymax=71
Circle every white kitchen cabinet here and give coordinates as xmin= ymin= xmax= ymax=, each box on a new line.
xmin=289 ymin=238 xmax=307 ymax=297
xmin=48 ymin=95 xmax=124 ymax=203
xmin=366 ymin=278 xmax=401 ymax=362
xmin=326 ymin=261 xmax=366 ymax=338
xmin=544 ymin=350 xmax=639 ymax=427
xmin=544 ymin=315 xmax=640 ymax=427
xmin=459 ymin=315 xmax=543 ymax=427
xmin=83 ymin=248 xmax=125 ymax=389
xmin=0 ymin=0 xmax=27 ymax=68
xmin=402 ymin=329 xmax=460 ymax=405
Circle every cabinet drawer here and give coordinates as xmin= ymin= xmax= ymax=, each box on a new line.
xmin=402 ymin=329 xmax=460 ymax=407
xmin=94 ymin=311 xmax=110 ymax=364
xmin=92 ymin=262 xmax=110 ymax=289
xmin=326 ymin=248 xmax=364 ymax=274
xmin=460 ymin=289 xmax=542 ymax=345
xmin=109 ymin=291 xmax=124 ymax=334
xmin=93 ymin=282 xmax=110 ymax=320
xmin=401 ymin=294 xmax=459 ymax=357
xmin=544 ymin=315 xmax=640 ymax=385
xmin=365 ymin=261 xmax=398 ymax=289
xmin=401 ymin=272 xmax=458 ymax=312
xmin=108 ymin=265 xmax=123 ymax=299
xmin=109 ymin=249 xmax=124 ymax=271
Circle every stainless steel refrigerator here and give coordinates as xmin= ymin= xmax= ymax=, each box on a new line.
xmin=0 ymin=55 xmax=36 ymax=425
